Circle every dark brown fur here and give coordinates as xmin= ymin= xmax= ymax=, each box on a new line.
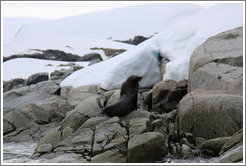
xmin=103 ymin=75 xmax=142 ymax=117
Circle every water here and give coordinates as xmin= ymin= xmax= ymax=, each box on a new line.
xmin=162 ymin=153 xmax=215 ymax=163
xmin=3 ymin=142 xmax=41 ymax=163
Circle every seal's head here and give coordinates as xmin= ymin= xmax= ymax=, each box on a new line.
xmin=120 ymin=75 xmax=142 ymax=96
xmin=126 ymin=75 xmax=142 ymax=84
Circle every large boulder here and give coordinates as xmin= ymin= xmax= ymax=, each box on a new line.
xmin=178 ymin=27 xmax=243 ymax=141
xmin=127 ymin=132 xmax=168 ymax=163
xmin=178 ymin=90 xmax=243 ymax=140
xmin=188 ymin=26 xmax=243 ymax=93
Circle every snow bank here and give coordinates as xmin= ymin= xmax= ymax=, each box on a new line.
xmin=61 ymin=41 xmax=161 ymax=89
xmin=61 ymin=3 xmax=243 ymax=90
xmin=3 ymin=58 xmax=89 ymax=81
xmin=3 ymin=17 xmax=47 ymax=45
xmin=3 ymin=3 xmax=202 ymax=57
xmin=157 ymin=3 xmax=244 ymax=80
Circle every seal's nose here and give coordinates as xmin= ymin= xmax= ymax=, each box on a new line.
xmin=138 ymin=76 xmax=142 ymax=82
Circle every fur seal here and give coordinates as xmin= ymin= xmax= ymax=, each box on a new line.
xmin=103 ymin=75 xmax=142 ymax=117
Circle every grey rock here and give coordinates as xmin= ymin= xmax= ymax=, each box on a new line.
xmin=61 ymin=126 xmax=73 ymax=140
xmin=60 ymin=96 xmax=103 ymax=131
xmin=3 ymin=49 xmax=85 ymax=62
xmin=127 ymin=132 xmax=168 ymax=163
xmin=81 ymin=53 xmax=103 ymax=61
xmin=3 ymin=103 xmax=49 ymax=130
xmin=60 ymin=127 xmax=94 ymax=154
xmin=181 ymin=144 xmax=191 ymax=159
xmin=46 ymin=153 xmax=88 ymax=163
xmin=88 ymin=58 xmax=102 ymax=66
xmin=3 ymin=78 xmax=26 ymax=92
xmin=50 ymin=68 xmax=73 ymax=81
xmin=78 ymin=117 xmax=109 ymax=130
xmin=129 ymin=118 xmax=151 ymax=138
xmin=91 ymin=149 xmax=126 ymax=163
xmin=67 ymin=85 xmax=99 ymax=107
xmin=3 ymin=81 xmax=61 ymax=113
xmin=90 ymin=47 xmax=126 ymax=57
xmin=93 ymin=117 xmax=127 ymax=155
xmin=214 ymin=144 xmax=243 ymax=163
xmin=199 ymin=137 xmax=231 ymax=156
xmin=120 ymin=109 xmax=155 ymax=125
xmin=26 ymin=72 xmax=49 ymax=85
xmin=60 ymin=86 xmax=72 ymax=99
xmin=178 ymin=90 xmax=243 ymax=139
xmin=160 ymin=57 xmax=170 ymax=80
xmin=189 ymin=26 xmax=243 ymax=93
xmin=220 ymin=128 xmax=243 ymax=155
xmin=152 ymin=79 xmax=187 ymax=113
xmin=31 ymin=126 xmax=62 ymax=158
xmin=114 ymin=35 xmax=150 ymax=45
xmin=3 ymin=118 xmax=15 ymax=135
xmin=106 ymin=89 xmax=120 ymax=105
xmin=4 ymin=122 xmax=59 ymax=143
xmin=37 ymin=144 xmax=53 ymax=153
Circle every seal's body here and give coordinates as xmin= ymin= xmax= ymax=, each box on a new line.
xmin=103 ymin=75 xmax=142 ymax=117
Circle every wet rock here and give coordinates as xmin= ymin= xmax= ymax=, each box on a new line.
xmin=26 ymin=72 xmax=49 ymax=85
xmin=181 ymin=144 xmax=191 ymax=159
xmin=127 ymin=132 xmax=168 ymax=163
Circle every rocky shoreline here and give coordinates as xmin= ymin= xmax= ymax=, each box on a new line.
xmin=3 ymin=27 xmax=243 ymax=163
